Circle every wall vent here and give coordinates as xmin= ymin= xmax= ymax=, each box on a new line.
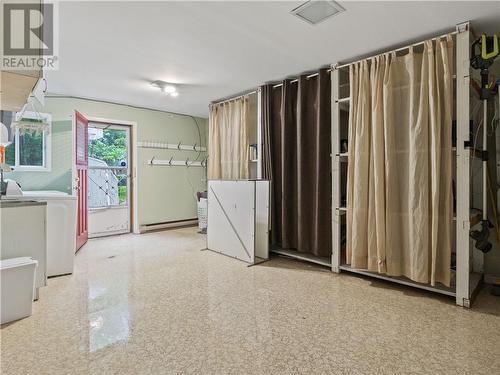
xmin=291 ymin=1 xmax=345 ymax=25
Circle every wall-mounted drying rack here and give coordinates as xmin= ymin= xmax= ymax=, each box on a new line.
xmin=146 ymin=156 xmax=207 ymax=167
xmin=138 ymin=141 xmax=206 ymax=152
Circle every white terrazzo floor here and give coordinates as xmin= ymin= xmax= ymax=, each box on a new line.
xmin=1 ymin=227 xmax=499 ymax=374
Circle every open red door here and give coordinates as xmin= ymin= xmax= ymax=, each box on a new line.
xmin=75 ymin=111 xmax=88 ymax=251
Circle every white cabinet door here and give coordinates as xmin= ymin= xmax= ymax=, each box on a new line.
xmin=208 ymin=181 xmax=255 ymax=263
xmin=1 ymin=203 xmax=47 ymax=294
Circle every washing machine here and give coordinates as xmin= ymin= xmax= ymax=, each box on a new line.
xmin=5 ymin=191 xmax=77 ymax=277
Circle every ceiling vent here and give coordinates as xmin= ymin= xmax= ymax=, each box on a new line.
xmin=291 ymin=1 xmax=345 ymax=25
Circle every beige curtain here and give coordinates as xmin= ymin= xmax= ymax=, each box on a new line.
xmin=347 ymin=36 xmax=453 ymax=287
xmin=208 ymin=97 xmax=250 ymax=179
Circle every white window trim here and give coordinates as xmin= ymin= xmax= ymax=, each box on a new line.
xmin=11 ymin=111 xmax=52 ymax=172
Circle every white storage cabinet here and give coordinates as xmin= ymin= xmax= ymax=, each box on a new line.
xmin=207 ymin=180 xmax=270 ymax=264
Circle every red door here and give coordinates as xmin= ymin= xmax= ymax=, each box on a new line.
xmin=75 ymin=111 xmax=88 ymax=251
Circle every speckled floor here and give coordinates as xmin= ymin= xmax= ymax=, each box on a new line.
xmin=1 ymin=227 xmax=499 ymax=374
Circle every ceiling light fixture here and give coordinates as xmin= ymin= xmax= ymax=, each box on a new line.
xmin=151 ymin=80 xmax=179 ymax=97
xmin=291 ymin=1 xmax=345 ymax=25
xmin=162 ymin=85 xmax=176 ymax=94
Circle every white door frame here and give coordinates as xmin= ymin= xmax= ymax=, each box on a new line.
xmin=72 ymin=115 xmax=139 ymax=234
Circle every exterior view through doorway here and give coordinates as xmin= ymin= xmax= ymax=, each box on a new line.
xmin=87 ymin=121 xmax=132 ymax=238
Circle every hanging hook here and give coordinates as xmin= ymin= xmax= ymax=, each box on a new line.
xmin=177 ymin=141 xmax=182 ymax=150
xmin=150 ymin=156 xmax=155 ymax=165
xmin=168 ymin=156 xmax=173 ymax=166
xmin=193 ymin=143 xmax=197 ymax=151
xmin=185 ymin=157 xmax=190 ymax=167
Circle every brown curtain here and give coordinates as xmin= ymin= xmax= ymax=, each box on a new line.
xmin=347 ymin=37 xmax=453 ymax=286
xmin=264 ymin=69 xmax=331 ymax=257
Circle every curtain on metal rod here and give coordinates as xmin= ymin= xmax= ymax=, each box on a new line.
xmin=347 ymin=36 xmax=454 ymax=286
xmin=208 ymin=96 xmax=250 ymax=180
xmin=262 ymin=68 xmax=332 ymax=257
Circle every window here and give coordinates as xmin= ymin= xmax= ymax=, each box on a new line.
xmin=4 ymin=112 xmax=51 ymax=171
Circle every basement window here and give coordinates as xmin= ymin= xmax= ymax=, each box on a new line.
xmin=4 ymin=112 xmax=52 ymax=171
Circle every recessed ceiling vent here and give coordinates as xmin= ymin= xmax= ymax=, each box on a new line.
xmin=291 ymin=1 xmax=345 ymax=25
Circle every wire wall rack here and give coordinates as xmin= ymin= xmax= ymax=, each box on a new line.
xmin=138 ymin=141 xmax=207 ymax=152
xmin=145 ymin=156 xmax=207 ymax=167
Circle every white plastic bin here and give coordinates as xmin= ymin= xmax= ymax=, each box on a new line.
xmin=1 ymin=257 xmax=38 ymax=324
xmin=197 ymin=198 xmax=208 ymax=231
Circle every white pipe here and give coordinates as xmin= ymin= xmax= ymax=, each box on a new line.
xmin=483 ymin=99 xmax=488 ymax=221
xmin=256 ymin=89 xmax=263 ymax=180
xmin=334 ymin=30 xmax=459 ymax=70
xmin=273 ymin=70 xmax=332 ymax=89
xmin=211 ymin=89 xmax=259 ymax=106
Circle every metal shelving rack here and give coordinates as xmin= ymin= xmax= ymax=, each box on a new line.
xmin=331 ymin=22 xmax=482 ymax=307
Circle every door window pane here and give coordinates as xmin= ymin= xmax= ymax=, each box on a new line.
xmin=88 ymin=126 xmax=128 ymax=208
xmin=88 ymin=129 xmax=127 ymax=167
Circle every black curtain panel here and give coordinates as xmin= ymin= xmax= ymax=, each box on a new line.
xmin=262 ymin=69 xmax=331 ymax=257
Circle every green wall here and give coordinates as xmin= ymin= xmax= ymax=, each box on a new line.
xmin=6 ymin=96 xmax=208 ymax=227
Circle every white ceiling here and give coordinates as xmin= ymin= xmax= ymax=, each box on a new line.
xmin=46 ymin=1 xmax=500 ymax=118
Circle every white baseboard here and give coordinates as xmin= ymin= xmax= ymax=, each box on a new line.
xmin=139 ymin=219 xmax=198 ymax=233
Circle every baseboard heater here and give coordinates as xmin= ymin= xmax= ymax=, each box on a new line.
xmin=484 ymin=274 xmax=500 ymax=285
xmin=139 ymin=218 xmax=198 ymax=233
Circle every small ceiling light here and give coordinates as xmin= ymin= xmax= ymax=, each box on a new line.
xmin=162 ymin=85 xmax=176 ymax=94
xmin=151 ymin=80 xmax=178 ymax=96
xmin=291 ymin=1 xmax=345 ymax=25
